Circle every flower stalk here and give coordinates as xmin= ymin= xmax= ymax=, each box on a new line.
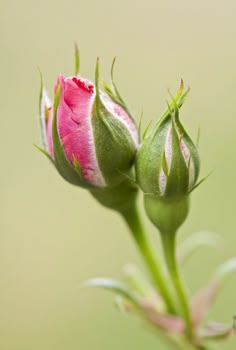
xmin=161 ymin=231 xmax=193 ymax=340
xmin=121 ymin=205 xmax=177 ymax=314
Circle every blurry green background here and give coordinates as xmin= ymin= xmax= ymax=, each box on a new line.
xmin=1 ymin=0 xmax=236 ymax=349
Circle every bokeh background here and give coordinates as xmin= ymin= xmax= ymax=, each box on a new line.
xmin=1 ymin=0 xmax=236 ymax=349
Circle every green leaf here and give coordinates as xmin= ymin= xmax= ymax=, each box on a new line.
xmin=83 ymin=277 xmax=140 ymax=306
xmin=199 ymin=322 xmax=233 ymax=341
xmin=177 ymin=231 xmax=222 ymax=265
xmin=213 ymin=257 xmax=236 ymax=285
xmin=191 ymin=257 xmax=236 ymax=327
xmin=191 ymin=281 xmax=220 ymax=326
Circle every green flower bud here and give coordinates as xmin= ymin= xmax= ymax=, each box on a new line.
xmin=135 ymin=84 xmax=200 ymax=233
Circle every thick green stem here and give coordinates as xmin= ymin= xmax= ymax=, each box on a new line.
xmin=121 ymin=205 xmax=177 ymax=314
xmin=161 ymin=232 xmax=193 ymax=340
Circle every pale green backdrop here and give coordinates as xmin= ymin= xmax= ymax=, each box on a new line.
xmin=1 ymin=0 xmax=236 ymax=349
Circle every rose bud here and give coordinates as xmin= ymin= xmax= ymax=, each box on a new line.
xmin=135 ymin=83 xmax=201 ymax=234
xmin=38 ymin=60 xmax=139 ymax=191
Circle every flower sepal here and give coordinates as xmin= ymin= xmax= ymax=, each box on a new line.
xmin=91 ymin=59 xmax=139 ymax=187
xmin=103 ymin=58 xmax=131 ymax=116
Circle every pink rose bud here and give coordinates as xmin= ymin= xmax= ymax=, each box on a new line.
xmin=39 ymin=60 xmax=139 ymax=189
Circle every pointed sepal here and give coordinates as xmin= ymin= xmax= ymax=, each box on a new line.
xmin=74 ymin=43 xmax=80 ymax=75
xmin=38 ymin=67 xmax=50 ymax=152
xmin=103 ymin=58 xmax=131 ymax=116
xmin=92 ymin=59 xmax=138 ymax=187
xmin=190 ymin=170 xmax=214 ymax=193
xmin=34 ymin=144 xmax=54 ymax=163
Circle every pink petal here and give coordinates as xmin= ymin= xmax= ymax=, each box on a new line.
xmin=56 ymin=75 xmax=105 ymax=186
xmin=46 ymin=106 xmax=54 ymax=158
xmin=165 ymin=127 xmax=172 ymax=169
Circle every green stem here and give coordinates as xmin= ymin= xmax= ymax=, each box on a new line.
xmin=161 ymin=232 xmax=193 ymax=340
xmin=121 ymin=205 xmax=177 ymax=314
